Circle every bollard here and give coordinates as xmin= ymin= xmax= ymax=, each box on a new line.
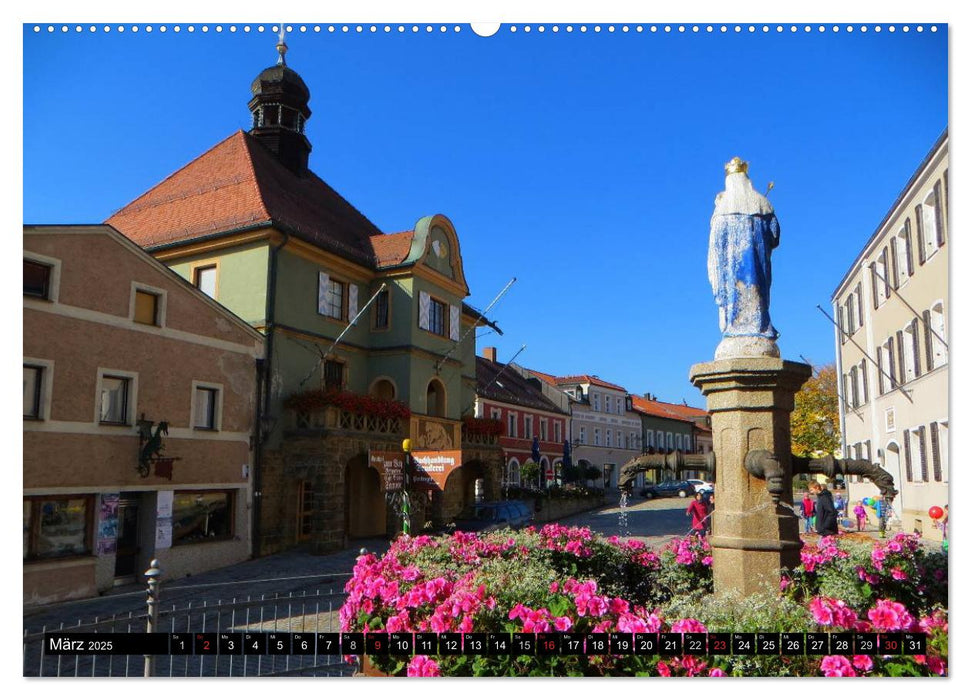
xmin=143 ymin=559 xmax=162 ymax=677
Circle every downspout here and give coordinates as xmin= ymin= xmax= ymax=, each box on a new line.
xmin=252 ymin=229 xmax=290 ymax=558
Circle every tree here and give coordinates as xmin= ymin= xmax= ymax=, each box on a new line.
xmin=790 ymin=363 xmax=841 ymax=458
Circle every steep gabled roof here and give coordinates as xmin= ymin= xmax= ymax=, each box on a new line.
xmin=476 ymin=356 xmax=568 ymax=415
xmin=106 ymin=130 xmax=382 ymax=266
xmin=554 ymin=374 xmax=628 ymax=393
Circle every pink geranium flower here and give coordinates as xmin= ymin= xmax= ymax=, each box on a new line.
xmin=852 ymin=655 xmax=873 ymax=672
xmin=407 ymin=655 xmax=441 ymax=677
xmin=708 ymin=668 xmax=727 ymax=677
xmin=657 ymin=661 xmax=671 ymax=677
xmin=820 ymin=655 xmax=857 ymax=677
xmin=867 ymin=599 xmax=915 ymax=631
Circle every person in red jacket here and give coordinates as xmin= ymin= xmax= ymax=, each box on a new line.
xmin=801 ymin=491 xmax=815 ymax=534
xmin=686 ymin=492 xmax=711 ymax=537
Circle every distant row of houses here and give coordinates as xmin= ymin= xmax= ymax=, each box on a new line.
xmin=23 ymin=45 xmax=708 ymax=605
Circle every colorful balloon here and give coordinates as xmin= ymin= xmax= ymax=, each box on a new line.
xmin=929 ymin=506 xmax=944 ymax=520
xmin=863 ymin=498 xmax=874 ymax=507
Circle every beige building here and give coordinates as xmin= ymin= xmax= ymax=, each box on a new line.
xmin=24 ymin=225 xmax=264 ymax=604
xmin=831 ymin=131 xmax=948 ymax=539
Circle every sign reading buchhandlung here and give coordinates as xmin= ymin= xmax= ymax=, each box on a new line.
xmin=368 ymin=450 xmax=462 ymax=491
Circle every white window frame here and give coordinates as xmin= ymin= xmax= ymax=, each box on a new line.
xmin=605 ymin=429 xmax=612 ymax=447
xmin=95 ymin=368 xmax=138 ymax=426
xmin=490 ymin=407 xmax=501 ymax=421
xmin=594 ymin=428 xmax=601 ymax=446
xmin=524 ymin=415 xmax=533 ymax=440
xmin=506 ymin=458 xmax=521 ymax=487
xmin=593 ymin=393 xmax=600 ymax=412
xmin=895 ymin=227 xmax=911 ymax=287
xmin=23 ymin=357 xmax=54 ymax=421
xmin=929 ymin=301 xmax=947 ymax=369
xmin=554 ymin=421 xmax=562 ymax=443
xmin=508 ymin=412 xmax=518 ymax=439
xmin=579 ymin=426 xmax=586 ymax=444
xmin=902 ymin=323 xmax=918 ymax=383
xmin=129 ymin=281 xmax=168 ymax=328
xmin=191 ymin=381 xmax=224 ymax=431
xmin=540 ymin=418 xmax=548 ymax=441
xmin=921 ymin=190 xmax=940 ymax=261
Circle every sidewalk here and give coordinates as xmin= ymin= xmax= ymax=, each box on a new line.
xmin=23 ymin=537 xmax=389 ymax=632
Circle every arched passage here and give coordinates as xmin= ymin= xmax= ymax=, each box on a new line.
xmin=444 ymin=459 xmax=490 ymax=519
xmin=344 ymin=454 xmax=386 ymax=538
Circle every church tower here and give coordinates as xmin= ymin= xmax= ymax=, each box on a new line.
xmin=248 ymin=33 xmax=313 ymax=172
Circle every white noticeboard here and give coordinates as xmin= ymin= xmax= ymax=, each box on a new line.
xmin=156 ymin=490 xmax=174 ymax=519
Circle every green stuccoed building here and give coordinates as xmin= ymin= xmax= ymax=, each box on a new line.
xmin=107 ymin=42 xmax=503 ymax=555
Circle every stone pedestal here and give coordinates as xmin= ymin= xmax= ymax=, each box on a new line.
xmin=689 ymin=357 xmax=812 ymax=597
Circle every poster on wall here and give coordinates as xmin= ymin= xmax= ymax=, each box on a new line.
xmin=155 ymin=519 xmax=173 ymax=549
xmin=97 ymin=492 xmax=120 ymax=555
xmin=156 ymin=490 xmax=174 ymax=519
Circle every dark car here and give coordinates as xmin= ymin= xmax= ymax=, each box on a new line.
xmin=446 ymin=500 xmax=534 ymax=533
xmin=640 ymin=480 xmax=696 ymax=499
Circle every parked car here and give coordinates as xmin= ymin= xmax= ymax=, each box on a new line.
xmin=446 ymin=500 xmax=534 ymax=533
xmin=640 ymin=480 xmax=696 ymax=499
xmin=687 ymin=479 xmax=715 ymax=494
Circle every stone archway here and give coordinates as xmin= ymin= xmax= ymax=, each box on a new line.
xmin=443 ymin=459 xmax=490 ymax=520
xmin=344 ymin=453 xmax=387 ymax=538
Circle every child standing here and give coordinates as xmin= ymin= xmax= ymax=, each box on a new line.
xmin=853 ymin=500 xmax=868 ymax=532
xmin=801 ymin=492 xmax=815 ymax=534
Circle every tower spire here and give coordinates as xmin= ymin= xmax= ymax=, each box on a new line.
xmin=276 ymin=24 xmax=288 ymax=66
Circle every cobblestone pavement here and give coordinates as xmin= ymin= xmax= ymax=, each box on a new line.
xmin=557 ymin=493 xmax=697 ymax=547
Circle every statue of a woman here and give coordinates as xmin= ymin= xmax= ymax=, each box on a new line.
xmin=708 ymin=157 xmax=781 ymax=359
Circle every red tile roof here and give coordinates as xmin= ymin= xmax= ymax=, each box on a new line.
xmin=553 ymin=374 xmax=628 ymax=393
xmin=371 ymin=230 xmax=415 ymax=268
xmin=106 ymin=131 xmax=384 ymax=265
xmin=630 ymin=395 xmax=698 ymax=423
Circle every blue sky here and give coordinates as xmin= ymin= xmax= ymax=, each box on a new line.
xmin=22 ymin=22 xmax=947 ymax=406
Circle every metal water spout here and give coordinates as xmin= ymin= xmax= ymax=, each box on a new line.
xmin=791 ymin=454 xmax=898 ymax=501
xmin=619 ymin=451 xmax=716 ymax=493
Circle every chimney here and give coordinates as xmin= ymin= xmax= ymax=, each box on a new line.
xmin=483 ymin=347 xmax=498 ymax=362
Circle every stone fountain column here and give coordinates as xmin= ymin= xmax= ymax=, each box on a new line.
xmin=689 ymin=358 xmax=811 ymax=596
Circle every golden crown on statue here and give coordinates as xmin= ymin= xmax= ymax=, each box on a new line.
xmin=724 ymin=156 xmax=749 ymax=175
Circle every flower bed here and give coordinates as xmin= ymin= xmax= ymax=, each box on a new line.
xmin=340 ymin=528 xmax=947 ymax=677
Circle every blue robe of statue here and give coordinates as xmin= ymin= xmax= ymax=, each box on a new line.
xmin=709 ymin=211 xmax=780 ymax=339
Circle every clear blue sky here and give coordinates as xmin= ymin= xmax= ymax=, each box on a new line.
xmin=23 ymin=22 xmax=947 ymax=406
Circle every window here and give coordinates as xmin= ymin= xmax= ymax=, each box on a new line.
xmin=896 ymin=222 xmax=914 ymax=285
xmin=554 ymin=422 xmax=562 ymax=443
xmin=193 ymin=386 xmax=218 ymax=430
xmin=134 ymin=290 xmax=160 ymax=325
xmin=606 ymin=429 xmax=612 ymax=447
xmin=676 ymin=434 xmax=683 ymax=450
xmin=508 ymin=413 xmax=518 ymax=439
xmin=506 ymin=460 xmax=521 ymax=487
xmin=594 ymin=428 xmax=601 ymax=446
xmin=646 ymin=431 xmax=654 ymax=449
xmin=24 ymin=259 xmax=52 ymax=299
xmin=929 ymin=422 xmax=944 ymax=482
xmin=524 ymin=416 xmax=533 ymax=440
xmin=24 ymin=365 xmax=43 ymax=419
xmin=859 ymin=360 xmax=868 ymax=404
xmin=855 ymin=283 xmax=864 ymax=328
xmin=846 ymin=293 xmax=856 ymax=333
xmin=324 ymin=279 xmax=346 ymax=320
xmin=428 ymin=298 xmax=447 ymax=337
xmin=656 ymin=432 xmax=664 ymax=450
xmin=297 ymin=481 xmax=314 ymax=541
xmin=684 ymin=434 xmax=692 ymax=452
xmin=374 ymin=288 xmax=390 ymax=329
xmin=540 ymin=419 xmax=548 ymax=441
xmin=490 ymin=408 xmax=501 ymax=421
xmin=578 ymin=426 xmax=586 ymax=444
xmin=172 ymin=491 xmax=234 ymax=545
xmin=902 ymin=323 xmax=919 ymax=383
xmin=426 ymin=379 xmax=446 ymax=417
xmin=23 ymin=496 xmax=92 ymax=560
xmin=925 ymin=302 xmax=947 ymax=370
xmin=593 ymin=394 xmax=601 ymax=412
xmin=193 ymin=265 xmax=217 ymax=299
xmin=323 ymin=360 xmax=344 ymax=390
xmin=667 ymin=432 xmax=674 ymax=450
xmin=99 ymin=375 xmax=131 ymax=424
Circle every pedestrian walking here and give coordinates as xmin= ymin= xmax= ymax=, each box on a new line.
xmin=801 ymin=491 xmax=816 ymax=534
xmin=811 ymin=482 xmax=838 ymax=536
xmin=687 ymin=491 xmax=710 ymax=537
xmin=834 ymin=491 xmax=846 ymax=519
xmin=874 ymin=495 xmax=890 ymax=537
xmin=853 ymin=500 xmax=868 ymax=532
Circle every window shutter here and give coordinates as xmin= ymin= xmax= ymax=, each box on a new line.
xmin=876 ymin=350 xmax=884 ymax=395
xmin=865 ymin=440 xmax=872 ymax=462
xmin=933 ymin=180 xmax=945 ymax=246
xmin=904 ymin=219 xmax=914 ymax=275
xmin=912 ymin=320 xmax=922 ymax=378
xmin=880 ymin=248 xmax=890 ymax=298
xmin=870 ymin=264 xmax=879 ymax=309
xmin=317 ymin=272 xmax=330 ymax=315
xmin=348 ymin=284 xmax=358 ymax=320
xmin=418 ymin=291 xmax=430 ymax=330
xmin=922 ymin=310 xmax=934 ymax=371
xmin=930 ymin=422 xmax=941 ymax=481
xmin=943 ymin=169 xmax=949 ymax=224
xmin=860 ymin=360 xmax=868 ymax=404
xmin=918 ymin=426 xmax=928 ymax=482
xmin=915 ymin=204 xmax=926 ymax=264
xmin=887 ymin=337 xmax=897 ymax=386
xmin=855 ymin=283 xmax=863 ymax=326
xmin=903 ymin=430 xmax=913 ymax=482
xmin=449 ymin=304 xmax=460 ymax=341
xmin=895 ymin=330 xmax=905 ymax=383
xmin=889 ymin=238 xmax=899 ymax=288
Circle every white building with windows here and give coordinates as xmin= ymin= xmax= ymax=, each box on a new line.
xmin=831 ymin=130 xmax=948 ymax=539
